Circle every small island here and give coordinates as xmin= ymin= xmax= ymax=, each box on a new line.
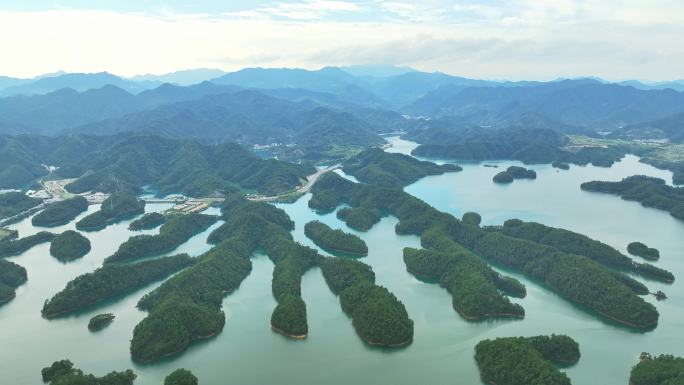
xmin=630 ymin=353 xmax=684 ymax=385
xmin=88 ymin=313 xmax=115 ymax=331
xmin=0 ymin=259 xmax=27 ymax=305
xmin=627 ymin=241 xmax=660 ymax=261
xmin=165 ymin=369 xmax=198 ymax=385
xmin=494 ymin=166 xmax=537 ymax=184
xmin=0 ymin=231 xmax=55 ymax=258
xmin=129 ymin=212 xmax=166 ymax=230
xmin=493 ymin=171 xmax=514 ymax=184
xmin=49 ymin=230 xmax=91 ymax=262
xmin=31 ymin=196 xmax=88 ymax=227
xmin=552 ymin=161 xmax=570 ymax=170
xmin=76 ymin=192 xmax=146 ymax=231
xmin=475 ymin=335 xmax=580 ymax=385
xmin=304 ymin=220 xmax=368 ymax=256
xmin=336 ymin=207 xmax=381 ymax=232
xmin=42 ymin=359 xmax=136 ymax=385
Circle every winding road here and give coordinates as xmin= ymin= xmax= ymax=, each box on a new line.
xmin=247 ymin=163 xmax=342 ymax=202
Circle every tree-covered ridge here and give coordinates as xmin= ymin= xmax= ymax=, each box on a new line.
xmin=76 ymin=192 xmax=145 ymax=231
xmin=41 ymin=359 xmax=136 ymax=385
xmin=128 ymin=212 xmax=165 ymax=230
xmin=628 ymin=242 xmax=660 ymax=261
xmin=304 ymin=220 xmax=368 ymax=256
xmin=497 ymin=219 xmax=674 ymax=283
xmin=41 ymin=254 xmax=194 ymax=318
xmin=321 ymin=257 xmax=414 ymax=346
xmin=581 ymin=175 xmax=684 ymax=221
xmin=49 ymin=230 xmax=91 ymax=262
xmin=0 ymin=259 xmax=27 ymax=305
xmin=105 ymin=213 xmax=217 ymax=263
xmin=474 ymin=335 xmax=580 ymax=385
xmin=31 ymin=196 xmax=88 ymax=227
xmin=336 ymin=206 xmax=381 ymax=232
xmin=62 ymin=135 xmax=314 ymax=197
xmin=342 ymin=148 xmax=461 ymax=188
xmin=0 ymin=231 xmax=55 ymax=258
xmin=630 ymin=353 xmax=684 ymax=385
xmin=0 ymin=192 xmax=41 ymax=220
xmin=309 ymin=173 xmax=659 ymax=330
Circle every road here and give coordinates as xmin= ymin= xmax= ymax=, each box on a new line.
xmin=247 ymin=163 xmax=342 ymax=202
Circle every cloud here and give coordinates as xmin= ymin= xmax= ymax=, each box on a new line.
xmin=225 ymin=1 xmax=363 ymax=21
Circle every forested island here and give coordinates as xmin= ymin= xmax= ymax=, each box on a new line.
xmin=0 ymin=231 xmax=55 ymax=258
xmin=304 ymin=220 xmax=368 ymax=256
xmin=0 ymin=259 xmax=27 ymax=305
xmin=581 ymin=175 xmax=684 ymax=221
xmin=49 ymin=230 xmax=91 ymax=262
xmin=630 ymin=353 xmax=684 ymax=385
xmin=309 ymin=173 xmax=659 ymax=330
xmin=105 ymin=213 xmax=217 ymax=263
xmin=42 ymin=254 xmax=194 ymax=318
xmin=552 ymin=161 xmax=570 ymax=170
xmin=342 ymin=148 xmax=461 ymax=188
xmin=88 ymin=313 xmax=115 ymax=332
xmin=76 ymin=192 xmax=145 ymax=231
xmin=129 ymin=212 xmax=165 ymax=230
xmin=493 ymin=166 xmax=537 ymax=184
xmin=41 ymin=359 xmax=136 ymax=385
xmin=336 ymin=207 xmax=381 ymax=231
xmin=321 ymin=257 xmax=414 ymax=346
xmin=165 ymin=369 xmax=198 ymax=385
xmin=474 ymin=335 xmax=580 ymax=385
xmin=628 ymin=242 xmax=660 ymax=261
xmin=0 ymin=192 xmax=41 ymax=220
xmin=31 ymin=196 xmax=88 ymax=227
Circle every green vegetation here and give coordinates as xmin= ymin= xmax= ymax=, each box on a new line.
xmin=494 ymin=166 xmax=536 ymax=184
xmin=88 ymin=313 xmax=115 ymax=332
xmin=336 ymin=207 xmax=381 ymax=232
xmin=76 ymin=192 xmax=145 ymax=231
xmin=41 ymin=359 xmax=136 ymax=385
xmin=0 ymin=259 xmax=27 ymax=305
xmin=41 ymin=254 xmax=194 ymax=318
xmin=165 ymin=369 xmax=198 ymax=385
xmin=105 ymin=213 xmax=217 ymax=263
xmin=0 ymin=192 xmax=41 ymax=220
xmin=581 ymin=175 xmax=684 ymax=221
xmin=321 ymin=257 xmax=413 ymax=346
xmin=552 ymin=161 xmax=570 ymax=170
xmin=0 ymin=231 xmax=55 ymax=258
xmin=129 ymin=212 xmax=165 ymax=230
xmin=498 ymin=219 xmax=674 ymax=283
xmin=0 ymin=227 xmax=18 ymax=241
xmin=310 ymin=173 xmax=659 ymax=330
xmin=342 ymin=148 xmax=461 ymax=188
xmin=630 ymin=353 xmax=684 ymax=385
xmin=493 ymin=171 xmax=513 ymax=184
xmin=474 ymin=335 xmax=580 ymax=385
xmin=49 ymin=230 xmax=90 ymax=262
xmin=304 ymin=220 xmax=368 ymax=256
xmin=461 ymin=212 xmax=482 ymax=226
xmin=627 ymin=242 xmax=660 ymax=261
xmin=32 ymin=196 xmax=88 ymax=227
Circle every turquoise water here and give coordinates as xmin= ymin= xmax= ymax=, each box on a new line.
xmin=1 ymin=138 xmax=682 ymax=385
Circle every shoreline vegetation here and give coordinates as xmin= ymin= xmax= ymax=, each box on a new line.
xmin=304 ymin=220 xmax=368 ymax=257
xmin=0 ymin=259 xmax=27 ymax=305
xmin=129 ymin=212 xmax=166 ymax=230
xmin=493 ymin=166 xmax=537 ymax=184
xmin=49 ymin=230 xmax=91 ymax=262
xmin=88 ymin=313 xmax=115 ymax=332
xmin=630 ymin=353 xmax=684 ymax=385
xmin=627 ymin=241 xmax=660 ymax=261
xmin=0 ymin=231 xmax=55 ymax=258
xmin=76 ymin=192 xmax=145 ymax=231
xmin=31 ymin=196 xmax=88 ymax=227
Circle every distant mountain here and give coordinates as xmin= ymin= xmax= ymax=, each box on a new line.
xmin=0 ymin=72 xmax=161 ymax=96
xmin=618 ymin=80 xmax=684 ymax=92
xmin=610 ymin=111 xmax=684 ymax=142
xmin=403 ymin=79 xmax=684 ymax=130
xmin=0 ymin=76 xmax=31 ymax=90
xmin=212 ymin=66 xmax=364 ymax=94
xmin=130 ymin=68 xmax=226 ymax=86
xmin=339 ymin=65 xmax=415 ymax=77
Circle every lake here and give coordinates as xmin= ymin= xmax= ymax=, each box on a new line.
xmin=1 ymin=136 xmax=682 ymax=385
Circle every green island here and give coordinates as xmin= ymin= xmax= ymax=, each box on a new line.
xmin=581 ymin=175 xmax=684 ymax=221
xmin=41 ymin=359 xmax=136 ymax=385
xmin=630 ymin=353 xmax=684 ymax=385
xmin=309 ymin=172 xmax=659 ymax=330
xmin=304 ymin=220 xmax=368 ymax=257
xmin=49 ymin=230 xmax=91 ymax=262
xmin=128 ymin=212 xmax=166 ymax=230
xmin=105 ymin=213 xmax=217 ymax=263
xmin=552 ymin=161 xmax=570 ymax=170
xmin=0 ymin=192 xmax=42 ymax=220
xmin=496 ymin=219 xmax=674 ymax=283
xmin=494 ymin=166 xmax=537 ymax=184
xmin=336 ymin=206 xmax=381 ymax=232
xmin=0 ymin=231 xmax=55 ymax=258
xmin=76 ymin=192 xmax=145 ymax=231
xmin=31 ymin=196 xmax=89 ymax=227
xmin=321 ymin=257 xmax=414 ymax=346
xmin=41 ymin=254 xmax=194 ymax=318
xmin=627 ymin=241 xmax=660 ymax=261
xmin=474 ymin=335 xmax=580 ymax=385
xmin=342 ymin=148 xmax=461 ymax=188
xmin=493 ymin=171 xmax=513 ymax=184
xmin=88 ymin=313 xmax=115 ymax=332
xmin=165 ymin=369 xmax=199 ymax=385
xmin=0 ymin=259 xmax=27 ymax=305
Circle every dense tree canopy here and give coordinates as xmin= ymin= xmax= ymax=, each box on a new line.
xmin=128 ymin=212 xmax=165 ymax=231
xmin=0 ymin=259 xmax=27 ymax=305
xmin=0 ymin=231 xmax=55 ymax=258
xmin=88 ymin=313 xmax=115 ymax=332
xmin=32 ymin=196 xmax=88 ymax=227
xmin=41 ymin=359 xmax=136 ymax=385
xmin=336 ymin=206 xmax=381 ymax=232
xmin=304 ymin=220 xmax=368 ymax=256
xmin=49 ymin=230 xmax=91 ymax=262
xmin=0 ymin=192 xmax=41 ymax=220
xmin=627 ymin=241 xmax=660 ymax=261
xmin=76 ymin=192 xmax=145 ymax=231
xmin=165 ymin=369 xmax=198 ymax=385
xmin=630 ymin=354 xmax=684 ymax=385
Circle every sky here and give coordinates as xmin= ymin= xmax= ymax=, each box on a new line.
xmin=0 ymin=0 xmax=682 ymax=81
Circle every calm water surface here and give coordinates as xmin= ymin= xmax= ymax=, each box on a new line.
xmin=1 ymin=137 xmax=682 ymax=385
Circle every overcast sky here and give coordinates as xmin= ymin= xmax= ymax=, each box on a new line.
xmin=1 ymin=0 xmax=682 ymax=81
